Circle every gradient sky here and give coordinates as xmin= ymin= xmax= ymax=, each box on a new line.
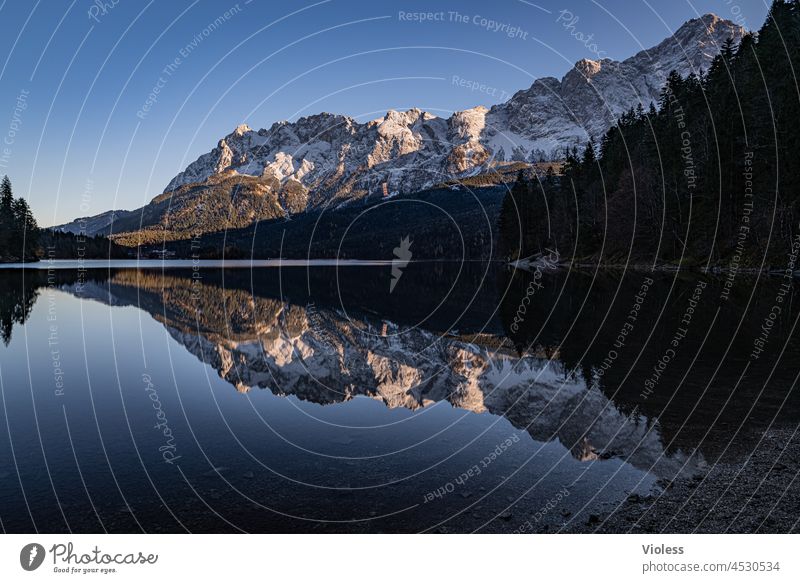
xmin=0 ymin=0 xmax=771 ymax=226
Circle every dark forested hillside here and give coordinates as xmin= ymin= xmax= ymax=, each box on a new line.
xmin=142 ymin=185 xmax=505 ymax=261
xmin=38 ymin=229 xmax=131 ymax=260
xmin=499 ymin=0 xmax=800 ymax=268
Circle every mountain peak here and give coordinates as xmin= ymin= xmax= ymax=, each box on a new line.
xmin=673 ymin=13 xmax=743 ymax=40
xmin=574 ymin=58 xmax=602 ymax=77
xmin=694 ymin=13 xmax=726 ymax=30
xmin=380 ymin=107 xmax=426 ymax=121
xmin=232 ymin=123 xmax=252 ymax=136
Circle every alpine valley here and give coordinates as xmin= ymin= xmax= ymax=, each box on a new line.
xmin=55 ymin=14 xmax=743 ymax=256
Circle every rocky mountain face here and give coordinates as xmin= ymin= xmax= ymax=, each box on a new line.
xmin=56 ymin=14 xmax=742 ymax=240
xmin=489 ymin=14 xmax=742 ymax=156
xmin=163 ymin=14 xmax=741 ymax=193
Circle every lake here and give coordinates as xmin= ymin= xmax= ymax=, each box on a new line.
xmin=0 ymin=261 xmax=797 ymax=532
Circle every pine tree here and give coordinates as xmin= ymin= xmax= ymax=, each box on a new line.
xmin=13 ymin=198 xmax=38 ymax=235
xmin=0 ymin=176 xmax=14 ymax=256
xmin=0 ymin=176 xmax=12 ymax=222
xmin=0 ymin=176 xmax=12 ymax=208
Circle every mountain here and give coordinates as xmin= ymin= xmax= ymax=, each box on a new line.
xmin=55 ymin=209 xmax=135 ymax=235
xmin=55 ymin=14 xmax=743 ymax=242
xmin=490 ymin=13 xmax=742 ymax=154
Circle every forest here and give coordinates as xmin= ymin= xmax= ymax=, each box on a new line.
xmin=499 ymin=0 xmax=800 ymax=268
xmin=0 ymin=175 xmax=128 ymax=262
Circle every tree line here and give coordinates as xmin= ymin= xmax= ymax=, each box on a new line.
xmin=0 ymin=175 xmax=128 ymax=262
xmin=499 ymin=0 xmax=800 ymax=267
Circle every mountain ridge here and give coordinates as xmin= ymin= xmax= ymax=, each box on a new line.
xmin=54 ymin=14 xmax=743 ymax=241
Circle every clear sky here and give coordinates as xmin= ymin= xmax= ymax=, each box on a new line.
xmin=0 ymin=0 xmax=771 ymax=226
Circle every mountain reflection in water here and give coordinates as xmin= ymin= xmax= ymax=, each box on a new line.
xmin=0 ymin=263 xmax=797 ymax=532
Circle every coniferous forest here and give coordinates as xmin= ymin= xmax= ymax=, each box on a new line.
xmin=0 ymin=175 xmax=39 ymax=262
xmin=499 ymin=0 xmax=800 ymax=268
xmin=0 ymin=175 xmax=128 ymax=262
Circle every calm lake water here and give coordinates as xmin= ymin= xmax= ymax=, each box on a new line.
xmin=0 ymin=261 xmax=798 ymax=532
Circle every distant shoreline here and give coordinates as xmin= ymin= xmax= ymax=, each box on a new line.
xmin=2 ymin=258 xmax=799 ymax=278
xmin=0 ymin=258 xmax=402 ymax=270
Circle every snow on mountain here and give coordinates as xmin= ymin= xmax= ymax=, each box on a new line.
xmin=485 ymin=14 xmax=742 ymax=157
xmin=165 ymin=14 xmax=742 ymax=202
xmin=54 ymin=14 xmax=743 ymax=236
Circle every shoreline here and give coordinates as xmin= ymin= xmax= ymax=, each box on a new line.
xmin=479 ymin=427 xmax=799 ymax=534
xmin=1 ymin=256 xmax=798 ymax=274
xmin=563 ymin=427 xmax=800 ymax=534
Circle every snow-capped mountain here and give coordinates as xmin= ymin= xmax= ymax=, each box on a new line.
xmin=165 ymin=14 xmax=741 ymax=198
xmin=487 ymin=13 xmax=743 ymax=157
xmin=55 ymin=14 xmax=742 ymax=238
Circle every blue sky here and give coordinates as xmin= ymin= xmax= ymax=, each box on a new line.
xmin=0 ymin=0 xmax=770 ymax=226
